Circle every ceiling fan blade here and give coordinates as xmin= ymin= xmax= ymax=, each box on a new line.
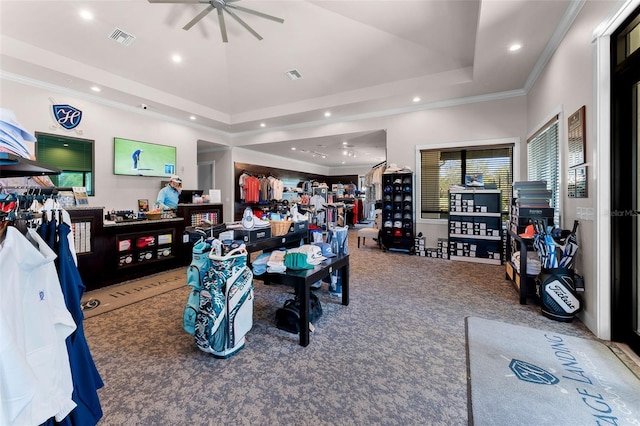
xmin=217 ymin=8 xmax=228 ymax=43
xmin=182 ymin=4 xmax=215 ymax=31
xmin=224 ymin=7 xmax=262 ymax=40
xmin=225 ymin=4 xmax=284 ymax=23
xmin=148 ymin=0 xmax=203 ymax=3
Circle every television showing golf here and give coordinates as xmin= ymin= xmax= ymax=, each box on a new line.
xmin=113 ymin=137 xmax=176 ymax=177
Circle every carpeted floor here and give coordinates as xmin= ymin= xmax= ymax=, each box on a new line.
xmin=466 ymin=317 xmax=640 ymax=425
xmin=81 ymin=230 xmax=634 ymax=425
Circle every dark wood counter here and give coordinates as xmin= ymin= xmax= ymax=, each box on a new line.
xmin=68 ymin=205 xmax=223 ymax=291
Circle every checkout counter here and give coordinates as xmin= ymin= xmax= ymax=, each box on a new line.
xmin=68 ymin=203 xmax=223 ymax=291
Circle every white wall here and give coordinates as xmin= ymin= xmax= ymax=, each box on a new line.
xmin=1 ymin=79 xmax=229 ymax=212
xmin=526 ymin=0 xmax=619 ymax=338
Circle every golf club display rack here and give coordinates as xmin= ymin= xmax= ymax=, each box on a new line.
xmin=448 ymin=189 xmax=503 ymax=265
xmin=380 ymin=171 xmax=414 ymax=253
xmin=504 ymin=201 xmax=554 ymax=304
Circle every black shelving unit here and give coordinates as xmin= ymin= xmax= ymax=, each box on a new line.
xmin=448 ymin=189 xmax=503 ymax=265
xmin=380 ymin=172 xmax=414 ymax=253
xmin=504 ymin=198 xmax=554 ymax=304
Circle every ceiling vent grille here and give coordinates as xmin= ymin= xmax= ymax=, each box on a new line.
xmin=108 ymin=28 xmax=136 ymax=46
xmin=285 ymin=69 xmax=303 ymax=80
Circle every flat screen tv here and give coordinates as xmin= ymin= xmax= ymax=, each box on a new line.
xmin=113 ymin=137 xmax=176 ymax=177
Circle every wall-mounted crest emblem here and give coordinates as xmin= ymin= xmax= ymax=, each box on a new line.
xmin=49 ymin=97 xmax=84 ymax=134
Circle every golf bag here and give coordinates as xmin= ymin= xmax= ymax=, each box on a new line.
xmin=324 ymin=226 xmax=348 ymax=296
xmin=192 ymin=245 xmax=254 ymax=358
xmin=537 ymin=267 xmax=582 ymax=322
xmin=183 ymin=238 xmax=212 ymax=335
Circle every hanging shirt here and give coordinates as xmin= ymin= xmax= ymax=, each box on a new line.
xmin=0 ymin=226 xmax=77 ymax=425
xmin=244 ymin=176 xmax=261 ymax=204
xmin=54 ymin=222 xmax=104 ymax=425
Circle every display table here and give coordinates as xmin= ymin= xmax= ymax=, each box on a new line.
xmin=260 ymin=254 xmax=349 ymax=347
xmin=244 ymin=228 xmax=308 ymax=255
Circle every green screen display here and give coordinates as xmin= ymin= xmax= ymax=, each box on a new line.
xmin=113 ymin=137 xmax=176 ymax=177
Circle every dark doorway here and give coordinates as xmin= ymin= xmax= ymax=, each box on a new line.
xmin=611 ymin=5 xmax=640 ymax=355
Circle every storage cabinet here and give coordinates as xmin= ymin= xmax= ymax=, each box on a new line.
xmin=448 ymin=189 xmax=502 ymax=265
xmin=380 ymin=172 xmax=414 ymax=253
xmin=115 ymin=228 xmax=177 ymax=268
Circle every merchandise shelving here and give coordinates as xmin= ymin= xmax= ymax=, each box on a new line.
xmin=504 ymin=198 xmax=554 ymax=304
xmin=448 ymin=189 xmax=503 ymax=265
xmin=380 ymin=172 xmax=414 ymax=253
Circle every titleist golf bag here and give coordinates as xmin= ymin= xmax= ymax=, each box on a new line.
xmin=536 ymin=267 xmax=582 ymax=322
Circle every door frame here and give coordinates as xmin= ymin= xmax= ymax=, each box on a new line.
xmin=594 ymin=0 xmax=640 ymax=341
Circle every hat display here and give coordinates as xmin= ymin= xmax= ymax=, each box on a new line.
xmin=288 ymin=244 xmax=326 ymax=266
xmin=384 ymin=163 xmax=401 ymax=173
xmin=519 ymin=224 xmax=535 ymax=239
xmin=313 ymin=242 xmax=336 ymax=258
xmin=384 ymin=220 xmax=393 ymax=228
xmin=170 ymin=174 xmax=182 ymax=183
xmin=393 ymin=220 xmax=402 ymax=228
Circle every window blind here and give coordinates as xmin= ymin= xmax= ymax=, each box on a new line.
xmin=527 ymin=117 xmax=560 ymax=223
xmin=36 ymin=134 xmax=93 ymax=172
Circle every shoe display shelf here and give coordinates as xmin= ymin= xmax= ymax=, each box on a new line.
xmin=380 ymin=172 xmax=414 ymax=254
xmin=448 ymin=189 xmax=503 ymax=265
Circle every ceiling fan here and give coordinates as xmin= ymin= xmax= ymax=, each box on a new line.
xmin=148 ymin=0 xmax=284 ymax=43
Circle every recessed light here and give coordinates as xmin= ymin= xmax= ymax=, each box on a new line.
xmin=90 ymin=86 xmax=101 ymax=92
xmin=413 ymin=96 xmax=421 ymax=103
xmin=342 ymin=141 xmax=348 ymax=145
xmin=260 ymin=123 xmax=266 ymax=127
xmin=189 ymin=115 xmax=196 ymax=120
xmin=79 ymin=10 xmax=94 ymax=20
xmin=324 ymin=111 xmax=331 ymax=118
xmin=172 ymin=54 xmax=182 ymax=63
xmin=509 ymin=43 xmax=522 ymax=52
xmin=291 ymin=147 xmax=296 ymax=151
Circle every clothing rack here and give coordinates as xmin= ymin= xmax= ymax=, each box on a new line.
xmin=371 ymin=160 xmax=387 ymax=170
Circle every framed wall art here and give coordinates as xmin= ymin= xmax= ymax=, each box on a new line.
xmin=568 ymin=106 xmax=586 ymax=167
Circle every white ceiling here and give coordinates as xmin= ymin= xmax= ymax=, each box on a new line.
xmin=0 ymin=0 xmax=583 ymax=168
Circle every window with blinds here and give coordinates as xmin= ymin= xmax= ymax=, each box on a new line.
xmin=420 ymin=145 xmax=513 ymax=219
xmin=35 ymin=133 xmax=95 ymax=195
xmin=527 ymin=117 xmax=560 ymax=224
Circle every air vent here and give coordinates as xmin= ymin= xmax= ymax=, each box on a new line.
xmin=108 ymin=28 xmax=136 ymax=46
xmin=285 ymin=69 xmax=303 ymax=80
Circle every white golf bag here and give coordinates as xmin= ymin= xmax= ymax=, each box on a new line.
xmin=192 ymin=246 xmax=254 ymax=358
